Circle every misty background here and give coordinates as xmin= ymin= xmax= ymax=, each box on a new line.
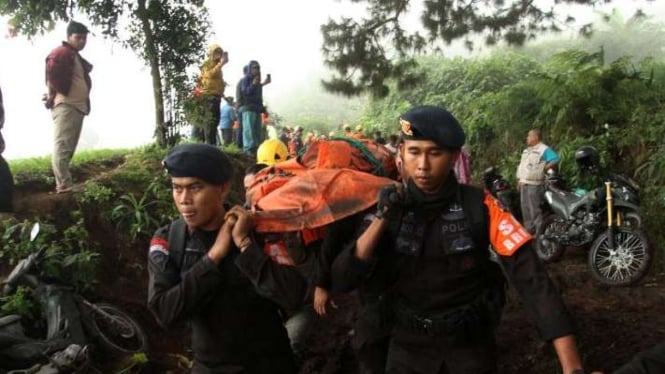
xmin=0 ymin=0 xmax=662 ymax=160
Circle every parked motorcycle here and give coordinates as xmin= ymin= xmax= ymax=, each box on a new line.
xmin=0 ymin=223 xmax=147 ymax=371
xmin=534 ymin=146 xmax=651 ymax=286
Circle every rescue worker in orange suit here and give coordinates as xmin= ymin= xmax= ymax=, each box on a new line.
xmin=332 ymin=106 xmax=593 ymax=374
xmin=147 ymin=143 xmax=306 ymax=374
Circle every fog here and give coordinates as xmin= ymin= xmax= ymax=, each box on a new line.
xmin=0 ymin=0 xmax=661 ymax=160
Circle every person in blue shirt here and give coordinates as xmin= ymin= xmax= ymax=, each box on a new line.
xmin=218 ymin=96 xmax=237 ymax=147
xmin=239 ymin=60 xmax=271 ymax=155
xmin=516 ymin=128 xmax=560 ymax=234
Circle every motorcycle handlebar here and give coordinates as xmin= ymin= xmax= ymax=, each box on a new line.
xmin=1 ymin=246 xmax=48 ymax=296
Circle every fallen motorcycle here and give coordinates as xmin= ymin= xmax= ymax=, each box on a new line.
xmin=0 ymin=223 xmax=147 ymax=371
xmin=535 ymin=146 xmax=651 ymax=286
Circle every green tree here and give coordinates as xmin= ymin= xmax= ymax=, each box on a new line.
xmin=321 ymin=0 xmax=644 ymax=97
xmin=0 ymin=0 xmax=211 ymax=147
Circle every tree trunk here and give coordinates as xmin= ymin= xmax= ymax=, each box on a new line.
xmin=137 ymin=0 xmax=167 ymax=147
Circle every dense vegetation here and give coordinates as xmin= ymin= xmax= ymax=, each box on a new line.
xmin=360 ymin=18 xmax=665 ymax=266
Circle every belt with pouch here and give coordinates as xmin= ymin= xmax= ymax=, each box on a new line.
xmin=392 ymin=292 xmax=492 ymax=337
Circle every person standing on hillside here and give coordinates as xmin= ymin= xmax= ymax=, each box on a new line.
xmin=0 ymin=85 xmax=14 ymax=215
xmin=240 ymin=60 xmax=271 ymax=155
xmin=44 ymin=21 xmax=92 ymax=194
xmin=516 ymin=128 xmax=560 ymax=234
xmin=218 ymin=96 xmax=236 ymax=147
xmin=148 ymin=143 xmax=306 ymax=373
xmin=234 ymin=65 xmax=248 ymax=149
xmin=198 ymin=44 xmax=228 ymax=145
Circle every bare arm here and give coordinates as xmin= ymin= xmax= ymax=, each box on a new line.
xmin=354 ymin=217 xmax=389 ymax=260
xmin=552 ymin=335 xmax=584 ymax=374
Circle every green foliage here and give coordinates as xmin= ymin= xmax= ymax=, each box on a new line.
xmin=366 ymin=45 xmax=665 ymax=267
xmin=114 ymin=352 xmax=149 ymax=374
xmin=320 ymin=0 xmax=636 ymax=97
xmin=111 ymin=178 xmax=175 ymax=240
xmin=182 ymin=93 xmax=214 ymax=131
xmin=8 ymin=148 xmax=129 ymax=187
xmin=0 ymin=286 xmax=40 ymax=320
xmin=78 ymin=180 xmax=116 ymax=205
xmin=0 ymin=0 xmax=211 ymax=147
xmin=1 ymin=220 xmax=57 ymax=266
xmin=0 ymin=219 xmax=101 ymax=293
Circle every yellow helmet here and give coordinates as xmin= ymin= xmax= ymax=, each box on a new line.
xmin=257 ymin=139 xmax=289 ymax=165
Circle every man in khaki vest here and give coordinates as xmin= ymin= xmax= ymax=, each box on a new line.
xmin=516 ymin=128 xmax=560 ymax=234
xmin=44 ymin=21 xmax=92 ymax=193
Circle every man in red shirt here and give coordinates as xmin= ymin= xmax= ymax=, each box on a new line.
xmin=44 ymin=21 xmax=92 ymax=193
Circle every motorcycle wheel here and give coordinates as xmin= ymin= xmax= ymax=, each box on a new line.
xmin=535 ymin=214 xmax=566 ymax=263
xmin=83 ymin=303 xmax=147 ymax=356
xmin=588 ymin=228 xmax=652 ymax=286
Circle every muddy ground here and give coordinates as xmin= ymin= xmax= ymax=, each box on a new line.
xmin=7 ymin=164 xmax=665 ymax=374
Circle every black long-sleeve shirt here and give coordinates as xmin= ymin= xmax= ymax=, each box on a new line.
xmin=315 ymin=213 xmax=363 ymax=290
xmin=147 ymin=223 xmax=306 ymax=369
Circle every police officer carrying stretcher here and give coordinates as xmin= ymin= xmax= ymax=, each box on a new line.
xmin=332 ymin=106 xmax=592 ymax=374
xmin=147 ymin=143 xmax=307 ymax=374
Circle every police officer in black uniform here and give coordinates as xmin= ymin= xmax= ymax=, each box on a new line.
xmin=332 ymin=106 xmax=590 ymax=374
xmin=147 ymin=143 xmax=307 ymax=374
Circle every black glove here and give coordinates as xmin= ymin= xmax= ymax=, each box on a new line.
xmin=376 ymin=184 xmax=403 ymax=220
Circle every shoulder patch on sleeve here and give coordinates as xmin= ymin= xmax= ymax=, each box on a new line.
xmin=149 ymin=237 xmax=169 ymax=256
xmin=484 ymin=192 xmax=532 ymax=256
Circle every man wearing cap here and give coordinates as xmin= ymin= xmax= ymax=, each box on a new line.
xmin=147 ymin=144 xmax=306 ymax=374
xmin=44 ymin=21 xmax=92 ymax=194
xmin=332 ymin=106 xmax=591 ymax=374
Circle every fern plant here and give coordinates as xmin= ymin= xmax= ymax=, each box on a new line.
xmin=111 ymin=179 xmax=173 ymax=239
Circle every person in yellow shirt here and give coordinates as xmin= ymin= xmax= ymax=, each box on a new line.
xmin=197 ymin=44 xmax=228 ymax=145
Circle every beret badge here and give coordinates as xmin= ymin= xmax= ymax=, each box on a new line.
xmin=399 ymin=118 xmax=413 ymax=136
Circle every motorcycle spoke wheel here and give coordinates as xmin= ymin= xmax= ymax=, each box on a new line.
xmin=535 ymin=215 xmax=565 ymax=263
xmin=588 ymin=228 xmax=652 ymax=286
xmin=85 ymin=303 xmax=147 ymax=355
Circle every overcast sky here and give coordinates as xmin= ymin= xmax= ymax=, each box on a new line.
xmin=0 ymin=0 xmax=661 ymax=160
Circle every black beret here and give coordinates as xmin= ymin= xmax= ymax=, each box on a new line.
xmin=163 ymin=143 xmax=233 ymax=185
xmin=398 ymin=105 xmax=465 ymax=149
xmin=67 ymin=21 xmax=89 ymax=35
